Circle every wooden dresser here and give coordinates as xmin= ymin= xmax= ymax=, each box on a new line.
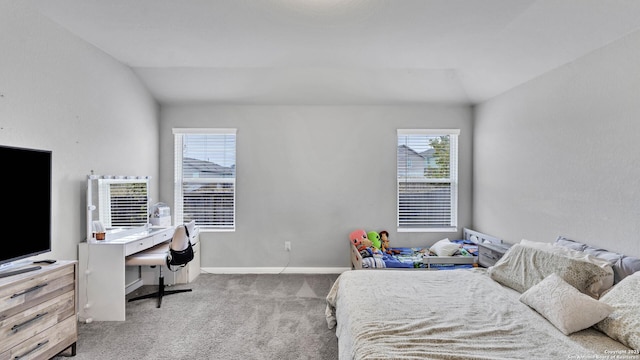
xmin=0 ymin=261 xmax=77 ymax=360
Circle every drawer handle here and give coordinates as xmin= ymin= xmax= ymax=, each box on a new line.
xmin=14 ymin=339 xmax=49 ymax=360
xmin=11 ymin=312 xmax=49 ymax=333
xmin=10 ymin=283 xmax=49 ymax=298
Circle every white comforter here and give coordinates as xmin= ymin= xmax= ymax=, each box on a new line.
xmin=326 ymin=269 xmax=637 ymax=360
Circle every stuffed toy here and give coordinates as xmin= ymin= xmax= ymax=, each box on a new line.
xmin=379 ymin=230 xmax=400 ymax=255
xmin=358 ymin=238 xmax=374 ymax=258
xmin=349 ymin=229 xmax=368 ymax=250
xmin=379 ymin=230 xmax=390 ymax=252
xmin=349 ymin=229 xmax=375 ymax=258
xmin=358 ymin=238 xmax=373 ymax=251
xmin=367 ymin=231 xmax=381 ymax=249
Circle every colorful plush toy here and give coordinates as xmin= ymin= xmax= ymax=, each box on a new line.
xmin=349 ymin=229 xmax=376 ymax=258
xmin=379 ymin=230 xmax=400 ymax=255
xmin=367 ymin=231 xmax=381 ymax=249
xmin=359 ymin=238 xmax=373 ymax=251
xmin=379 ymin=230 xmax=390 ymax=252
xmin=358 ymin=238 xmax=375 ymax=258
xmin=349 ymin=229 xmax=368 ymax=250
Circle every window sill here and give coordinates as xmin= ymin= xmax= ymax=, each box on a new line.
xmin=397 ymin=227 xmax=457 ymax=233
xmin=198 ymin=228 xmax=235 ymax=233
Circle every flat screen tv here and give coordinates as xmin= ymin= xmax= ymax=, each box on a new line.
xmin=0 ymin=145 xmax=52 ymax=277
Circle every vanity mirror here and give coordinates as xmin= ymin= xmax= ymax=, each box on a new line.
xmin=86 ymin=175 xmax=151 ymax=241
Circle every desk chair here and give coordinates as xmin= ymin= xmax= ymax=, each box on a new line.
xmin=125 ymin=224 xmax=194 ymax=308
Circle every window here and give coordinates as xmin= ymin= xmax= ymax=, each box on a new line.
xmin=397 ymin=129 xmax=459 ymax=232
xmin=97 ymin=178 xmax=149 ymax=228
xmin=174 ymin=128 xmax=237 ymax=231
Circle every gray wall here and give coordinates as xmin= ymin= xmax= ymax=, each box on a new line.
xmin=14 ymin=0 xmax=638 ymax=268
xmin=474 ymin=29 xmax=640 ymax=257
xmin=0 ymin=3 xmax=160 ymax=261
xmin=160 ymin=105 xmax=473 ymax=269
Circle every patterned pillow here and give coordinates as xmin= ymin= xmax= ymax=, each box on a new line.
xmin=520 ymin=273 xmax=613 ymax=335
xmin=555 ymin=236 xmax=640 ymax=284
xmin=596 ymin=272 xmax=640 ymax=350
xmin=489 ymin=240 xmax=614 ymax=298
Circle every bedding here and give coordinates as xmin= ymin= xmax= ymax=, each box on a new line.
xmin=596 ymin=271 xmax=640 ymax=351
xmin=488 ymin=239 xmax=614 ymax=298
xmin=519 ymin=273 xmax=613 ymax=335
xmin=378 ymin=240 xmax=478 ymax=269
xmin=555 ymin=236 xmax=640 ymax=284
xmin=350 ymin=228 xmax=486 ymax=270
xmin=330 ymin=233 xmax=640 ymax=359
xmin=326 ymin=269 xmax=639 ymax=360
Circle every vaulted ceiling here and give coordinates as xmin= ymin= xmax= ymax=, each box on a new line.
xmin=27 ymin=0 xmax=640 ymax=105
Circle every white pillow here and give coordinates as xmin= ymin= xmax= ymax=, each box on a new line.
xmin=519 ymin=273 xmax=613 ymax=335
xmin=596 ymin=272 xmax=640 ymax=350
xmin=429 ymin=238 xmax=459 ymax=257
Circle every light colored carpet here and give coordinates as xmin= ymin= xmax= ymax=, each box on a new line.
xmin=57 ymin=273 xmax=339 ymax=360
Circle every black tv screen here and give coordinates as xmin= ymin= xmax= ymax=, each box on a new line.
xmin=0 ymin=145 xmax=52 ymax=267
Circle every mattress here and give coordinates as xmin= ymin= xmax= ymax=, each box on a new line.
xmin=326 ymin=269 xmax=637 ymax=360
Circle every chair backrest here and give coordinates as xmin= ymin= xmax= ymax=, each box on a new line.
xmin=185 ymin=220 xmax=196 ymax=241
xmin=166 ymin=223 xmax=195 ymax=268
xmin=171 ymin=224 xmax=190 ymax=252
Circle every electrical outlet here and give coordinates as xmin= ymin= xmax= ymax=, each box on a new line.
xmin=284 ymin=241 xmax=291 ymax=251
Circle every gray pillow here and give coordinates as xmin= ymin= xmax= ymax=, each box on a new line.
xmin=617 ymin=256 xmax=640 ymax=283
xmin=555 ymin=236 xmax=640 ymax=284
xmin=555 ymin=237 xmax=587 ymax=251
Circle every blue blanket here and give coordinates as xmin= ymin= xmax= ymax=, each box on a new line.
xmin=382 ymin=240 xmax=478 ymax=269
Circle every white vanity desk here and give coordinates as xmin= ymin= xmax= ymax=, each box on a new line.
xmin=78 ymin=226 xmax=175 ymax=321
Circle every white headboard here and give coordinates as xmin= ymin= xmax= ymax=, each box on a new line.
xmin=463 ymin=228 xmax=503 ymax=245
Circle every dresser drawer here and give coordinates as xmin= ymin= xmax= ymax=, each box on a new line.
xmin=0 ymin=262 xmax=77 ymax=360
xmin=125 ymin=237 xmax=154 ymax=256
xmin=0 ymin=266 xmax=75 ymax=318
xmin=1 ymin=315 xmax=76 ymax=360
xmin=151 ymin=228 xmax=172 ymax=246
xmin=0 ymin=291 xmax=74 ymax=353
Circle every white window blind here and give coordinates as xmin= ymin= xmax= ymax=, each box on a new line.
xmin=397 ymin=129 xmax=459 ymax=232
xmin=98 ymin=179 xmax=149 ymax=228
xmin=174 ymin=128 xmax=236 ymax=230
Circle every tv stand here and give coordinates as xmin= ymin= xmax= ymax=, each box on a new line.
xmin=0 ymin=265 xmax=41 ymax=278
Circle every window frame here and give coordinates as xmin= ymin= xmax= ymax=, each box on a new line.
xmin=173 ymin=128 xmax=237 ymax=232
xmin=397 ymin=129 xmax=459 ymax=233
xmin=97 ymin=178 xmax=149 ymax=228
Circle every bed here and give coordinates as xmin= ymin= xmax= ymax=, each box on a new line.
xmin=350 ymin=228 xmax=501 ymax=270
xmin=329 ymin=233 xmax=640 ymax=359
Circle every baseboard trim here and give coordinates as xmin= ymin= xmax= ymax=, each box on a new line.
xmin=125 ymin=278 xmax=144 ymax=295
xmin=200 ymin=267 xmax=351 ymax=274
